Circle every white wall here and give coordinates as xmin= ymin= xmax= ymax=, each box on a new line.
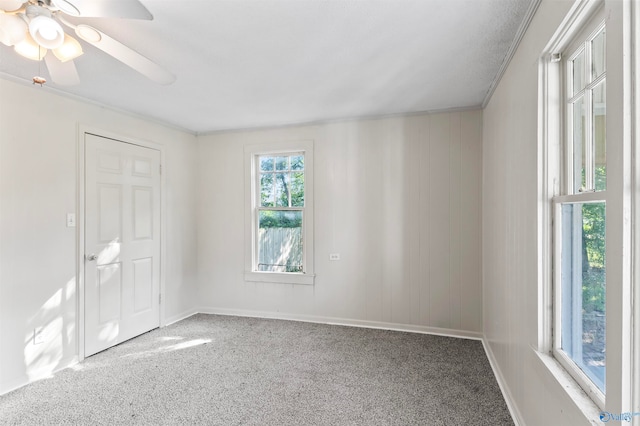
xmin=483 ymin=0 xmax=632 ymax=424
xmin=0 ymin=78 xmax=198 ymax=394
xmin=197 ymin=111 xmax=483 ymax=334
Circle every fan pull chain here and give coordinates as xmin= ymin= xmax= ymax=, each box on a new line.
xmin=32 ymin=45 xmax=46 ymax=86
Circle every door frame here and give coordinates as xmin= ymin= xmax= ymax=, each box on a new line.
xmin=76 ymin=125 xmax=166 ymax=361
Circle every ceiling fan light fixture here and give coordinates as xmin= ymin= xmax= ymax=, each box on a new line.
xmin=53 ymin=33 xmax=82 ymax=62
xmin=50 ymin=0 xmax=80 ymax=16
xmin=0 ymin=11 xmax=27 ymax=46
xmin=14 ymin=32 xmax=46 ymax=60
xmin=29 ymin=15 xmax=64 ymax=49
xmin=0 ymin=0 xmax=24 ymax=12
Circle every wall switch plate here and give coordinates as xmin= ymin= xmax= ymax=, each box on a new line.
xmin=34 ymin=328 xmax=44 ymax=345
xmin=66 ymin=213 xmax=76 ymax=228
xmin=329 ymin=253 xmax=340 ymax=261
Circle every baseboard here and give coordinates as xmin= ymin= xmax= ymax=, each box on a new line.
xmin=163 ymin=308 xmax=198 ymax=327
xmin=197 ymin=307 xmax=483 ymax=340
xmin=481 ymin=337 xmax=524 ymax=426
xmin=0 ymin=355 xmax=79 ymax=397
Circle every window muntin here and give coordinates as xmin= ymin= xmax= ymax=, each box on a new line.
xmin=566 ymin=25 xmax=606 ymax=194
xmin=570 ymin=94 xmax=586 ymax=193
xmin=593 ymin=80 xmax=606 ymax=191
xmin=255 ymin=153 xmax=306 ymax=273
xmin=554 ymin=22 xmax=607 ymax=402
xmin=259 ymin=154 xmax=304 ymax=208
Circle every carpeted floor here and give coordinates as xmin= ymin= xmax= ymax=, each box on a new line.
xmin=0 ymin=314 xmax=513 ymax=425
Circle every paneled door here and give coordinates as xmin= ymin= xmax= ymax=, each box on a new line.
xmin=84 ymin=133 xmax=161 ymax=357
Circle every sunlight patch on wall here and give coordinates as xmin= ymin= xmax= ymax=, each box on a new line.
xmin=22 ymin=274 xmax=77 ymax=383
xmin=23 ymin=317 xmax=63 ymax=381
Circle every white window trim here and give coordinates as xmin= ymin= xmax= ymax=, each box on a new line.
xmin=553 ymin=25 xmax=608 ymax=401
xmin=244 ymin=140 xmax=315 ymax=285
xmin=633 ymin=0 xmax=640 ymax=419
xmin=538 ymin=0 xmax=607 ymax=411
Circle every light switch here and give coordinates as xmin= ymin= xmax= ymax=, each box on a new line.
xmin=66 ymin=213 xmax=76 ymax=227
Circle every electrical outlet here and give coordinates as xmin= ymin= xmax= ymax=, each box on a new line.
xmin=329 ymin=253 xmax=340 ymax=261
xmin=34 ymin=328 xmax=44 ymax=345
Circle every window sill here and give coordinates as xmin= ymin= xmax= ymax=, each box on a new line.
xmin=533 ymin=348 xmax=603 ymax=420
xmin=244 ymin=271 xmax=315 ymax=285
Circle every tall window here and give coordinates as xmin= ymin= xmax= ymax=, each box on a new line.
xmin=553 ymin=19 xmax=606 ymax=403
xmin=244 ymin=141 xmax=314 ymax=285
xmin=256 ymin=153 xmax=305 ymax=273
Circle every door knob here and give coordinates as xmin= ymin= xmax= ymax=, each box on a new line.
xmin=86 ymin=254 xmax=98 ymax=261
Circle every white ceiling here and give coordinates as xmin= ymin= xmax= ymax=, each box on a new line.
xmin=0 ymin=0 xmax=535 ymax=134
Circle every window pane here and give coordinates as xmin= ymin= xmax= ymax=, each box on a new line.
xmin=593 ymin=81 xmax=606 ymax=191
xmin=291 ymin=172 xmax=304 ymax=207
xmin=572 ymin=97 xmax=586 ymax=193
xmin=274 ymin=173 xmax=289 ymax=207
xmin=260 ymin=156 xmax=274 ymax=172
xmin=592 ymin=29 xmax=605 ymax=80
xmin=275 ymin=156 xmax=288 ymax=171
xmin=572 ymin=49 xmax=585 ymax=96
xmin=291 ymin=155 xmax=304 ymax=170
xmin=560 ymin=202 xmax=606 ymax=393
xmin=260 ymin=173 xmax=274 ymax=207
xmin=258 ymin=210 xmax=303 ymax=273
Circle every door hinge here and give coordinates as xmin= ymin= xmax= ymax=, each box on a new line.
xmin=159 ymin=293 xmax=162 ymax=305
xmin=159 ymin=164 xmax=162 ymax=175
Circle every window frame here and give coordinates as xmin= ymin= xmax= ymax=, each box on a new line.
xmin=255 ymin=152 xmax=305 ymax=273
xmin=538 ymin=0 xmax=607 ymax=411
xmin=551 ymin=17 xmax=607 ymax=408
xmin=244 ymin=140 xmax=315 ymax=285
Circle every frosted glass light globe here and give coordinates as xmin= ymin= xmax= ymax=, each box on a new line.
xmin=29 ymin=15 xmax=64 ymax=49
xmin=0 ymin=11 xmax=26 ymax=46
xmin=0 ymin=0 xmax=24 ymax=12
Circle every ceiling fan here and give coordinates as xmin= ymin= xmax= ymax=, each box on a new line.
xmin=0 ymin=0 xmax=175 ymax=86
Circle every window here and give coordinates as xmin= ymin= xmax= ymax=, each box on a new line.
xmin=244 ymin=141 xmax=314 ymax=285
xmin=256 ymin=153 xmax=305 ymax=272
xmin=551 ymin=12 xmax=606 ymax=405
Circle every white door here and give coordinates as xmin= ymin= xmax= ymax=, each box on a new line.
xmin=84 ymin=133 xmax=161 ymax=356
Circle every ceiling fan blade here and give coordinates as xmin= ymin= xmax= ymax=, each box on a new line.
xmin=61 ymin=0 xmax=152 ymax=20
xmin=44 ymin=53 xmax=80 ymax=85
xmin=75 ymin=24 xmax=175 ymax=85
